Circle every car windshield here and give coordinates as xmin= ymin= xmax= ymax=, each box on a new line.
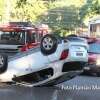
xmin=89 ymin=42 xmax=100 ymax=54
xmin=0 ymin=31 xmax=25 ymax=45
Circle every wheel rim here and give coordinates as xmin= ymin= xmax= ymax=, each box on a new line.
xmin=0 ymin=55 xmax=4 ymax=68
xmin=43 ymin=37 xmax=54 ymax=50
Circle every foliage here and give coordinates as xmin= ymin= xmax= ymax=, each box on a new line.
xmin=79 ymin=0 xmax=100 ymax=21
xmin=38 ymin=6 xmax=79 ymax=28
xmin=0 ymin=0 xmax=99 ymax=35
xmin=10 ymin=0 xmax=47 ymax=22
xmin=36 ymin=0 xmax=85 ymax=35
xmin=0 ymin=0 xmax=4 ymax=22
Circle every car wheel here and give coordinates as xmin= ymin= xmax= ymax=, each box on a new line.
xmin=0 ymin=54 xmax=8 ymax=74
xmin=40 ymin=34 xmax=58 ymax=55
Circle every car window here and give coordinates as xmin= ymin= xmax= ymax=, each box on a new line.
xmin=89 ymin=42 xmax=100 ymax=54
xmin=31 ymin=32 xmax=36 ymax=43
xmin=37 ymin=33 xmax=43 ymax=42
xmin=35 ymin=32 xmax=43 ymax=42
xmin=26 ymin=31 xmax=44 ymax=43
xmin=0 ymin=31 xmax=25 ymax=45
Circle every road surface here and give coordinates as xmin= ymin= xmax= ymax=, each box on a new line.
xmin=0 ymin=75 xmax=100 ymax=100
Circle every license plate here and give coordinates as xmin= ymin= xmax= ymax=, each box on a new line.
xmin=76 ymin=53 xmax=83 ymax=56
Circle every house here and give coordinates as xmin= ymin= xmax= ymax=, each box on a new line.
xmin=88 ymin=15 xmax=100 ymax=37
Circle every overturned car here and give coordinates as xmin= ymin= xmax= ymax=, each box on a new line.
xmin=0 ymin=34 xmax=88 ymax=86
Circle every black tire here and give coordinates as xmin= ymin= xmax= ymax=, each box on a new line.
xmin=40 ymin=34 xmax=58 ymax=55
xmin=0 ymin=54 xmax=8 ymax=74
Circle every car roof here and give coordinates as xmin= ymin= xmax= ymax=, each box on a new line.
xmin=0 ymin=23 xmax=34 ymax=30
xmin=0 ymin=22 xmax=49 ymax=32
xmin=9 ymin=22 xmax=33 ymax=27
xmin=0 ymin=24 xmax=48 ymax=33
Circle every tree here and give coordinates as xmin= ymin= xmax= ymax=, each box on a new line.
xmin=79 ymin=0 xmax=100 ymax=22
xmin=36 ymin=0 xmax=85 ymax=36
xmin=91 ymin=0 xmax=100 ymax=14
xmin=0 ymin=0 xmax=5 ymax=22
xmin=10 ymin=0 xmax=47 ymax=22
xmin=39 ymin=6 xmax=80 ymax=29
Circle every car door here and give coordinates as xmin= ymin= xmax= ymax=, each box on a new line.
xmin=26 ymin=47 xmax=50 ymax=72
xmin=2 ymin=51 xmax=30 ymax=81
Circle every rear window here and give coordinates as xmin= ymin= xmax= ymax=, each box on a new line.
xmin=89 ymin=42 xmax=100 ymax=54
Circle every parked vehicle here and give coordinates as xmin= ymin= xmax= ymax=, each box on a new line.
xmin=0 ymin=34 xmax=88 ymax=86
xmin=0 ymin=22 xmax=48 ymax=56
xmin=84 ymin=38 xmax=100 ymax=76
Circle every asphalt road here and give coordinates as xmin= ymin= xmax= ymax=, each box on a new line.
xmin=0 ymin=75 xmax=100 ymax=100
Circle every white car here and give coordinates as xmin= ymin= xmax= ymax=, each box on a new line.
xmin=0 ymin=34 xmax=88 ymax=86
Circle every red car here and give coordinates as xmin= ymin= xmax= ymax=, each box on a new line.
xmin=0 ymin=22 xmax=48 ymax=56
xmin=84 ymin=38 xmax=100 ymax=76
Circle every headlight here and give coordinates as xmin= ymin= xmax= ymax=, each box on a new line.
xmin=96 ymin=59 xmax=100 ymax=66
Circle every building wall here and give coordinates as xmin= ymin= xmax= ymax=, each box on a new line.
xmin=97 ymin=24 xmax=100 ymax=34
xmin=88 ymin=18 xmax=100 ymax=37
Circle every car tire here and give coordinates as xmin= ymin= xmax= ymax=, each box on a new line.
xmin=0 ymin=54 xmax=8 ymax=74
xmin=40 ymin=34 xmax=58 ymax=55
